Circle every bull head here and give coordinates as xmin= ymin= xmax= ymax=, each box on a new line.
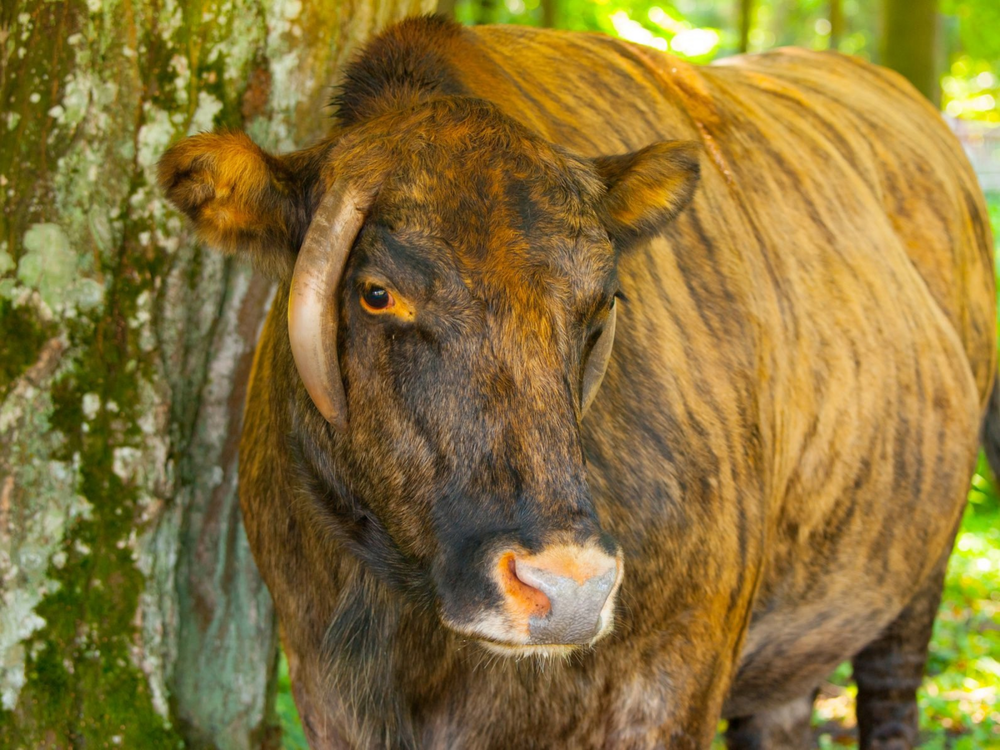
xmin=158 ymin=99 xmax=700 ymax=655
xmin=289 ymin=175 xmax=625 ymax=432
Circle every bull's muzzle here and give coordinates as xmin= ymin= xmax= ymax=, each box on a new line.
xmin=498 ymin=544 xmax=623 ymax=646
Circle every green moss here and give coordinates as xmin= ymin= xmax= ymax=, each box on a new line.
xmin=0 ymin=236 xmax=183 ymax=746
xmin=0 ymin=15 xmax=181 ymax=724
xmin=0 ymin=300 xmax=56 ymax=399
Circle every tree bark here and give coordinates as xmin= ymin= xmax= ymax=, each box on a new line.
xmin=738 ymin=0 xmax=755 ymax=53
xmin=881 ymin=0 xmax=940 ymax=105
xmin=541 ymin=0 xmax=557 ymax=29
xmin=829 ymin=0 xmax=844 ymax=50
xmin=0 ymin=0 xmax=430 ymax=746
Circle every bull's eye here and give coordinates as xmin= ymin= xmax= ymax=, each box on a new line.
xmin=361 ymin=285 xmax=394 ymax=313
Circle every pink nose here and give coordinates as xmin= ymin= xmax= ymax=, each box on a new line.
xmin=498 ymin=545 xmax=621 ymax=645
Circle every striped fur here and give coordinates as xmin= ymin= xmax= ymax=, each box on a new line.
xmin=159 ymin=16 xmax=995 ymax=749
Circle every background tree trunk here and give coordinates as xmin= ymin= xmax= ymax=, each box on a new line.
xmin=881 ymin=0 xmax=941 ymax=105
xmin=829 ymin=0 xmax=844 ymax=50
xmin=738 ymin=0 xmax=755 ymax=53
xmin=541 ymin=0 xmax=557 ymax=29
xmin=0 ymin=0 xmax=431 ymax=746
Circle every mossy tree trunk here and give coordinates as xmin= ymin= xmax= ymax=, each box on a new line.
xmin=0 ymin=0 xmax=430 ymax=747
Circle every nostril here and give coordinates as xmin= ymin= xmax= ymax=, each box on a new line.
xmin=490 ymin=546 xmax=621 ymax=646
xmin=509 ymin=546 xmax=620 ymax=645
xmin=499 ymin=553 xmax=551 ymax=619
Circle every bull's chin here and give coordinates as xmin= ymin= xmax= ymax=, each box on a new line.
xmin=441 ymin=613 xmax=615 ymax=659
xmin=476 ymin=641 xmax=579 ymax=659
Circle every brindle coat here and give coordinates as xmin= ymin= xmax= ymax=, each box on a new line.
xmin=159 ymin=16 xmax=997 ymax=749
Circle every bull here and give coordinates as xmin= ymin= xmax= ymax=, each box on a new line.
xmin=158 ymin=15 xmax=997 ymax=749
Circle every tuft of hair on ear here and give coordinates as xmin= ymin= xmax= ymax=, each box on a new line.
xmin=157 ymin=130 xmax=305 ymax=280
xmin=593 ymin=140 xmax=701 ymax=250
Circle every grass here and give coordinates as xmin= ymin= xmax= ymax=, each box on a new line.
xmin=277 ymin=654 xmax=308 ymax=750
xmin=278 ymin=194 xmax=1000 ymax=748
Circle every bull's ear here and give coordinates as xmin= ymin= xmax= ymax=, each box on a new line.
xmin=593 ymin=141 xmax=701 ymax=250
xmin=158 ymin=131 xmax=313 ymax=280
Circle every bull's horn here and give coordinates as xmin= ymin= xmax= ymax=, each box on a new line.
xmin=288 ymin=179 xmax=373 ymax=430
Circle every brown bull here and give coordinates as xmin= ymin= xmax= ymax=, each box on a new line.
xmin=158 ymin=16 xmax=997 ymax=749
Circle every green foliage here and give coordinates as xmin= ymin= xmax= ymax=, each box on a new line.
xmin=446 ymin=0 xmax=999 ymax=120
xmin=750 ymin=0 xmax=875 ymax=54
xmin=943 ymin=0 xmax=1000 ymax=63
xmin=943 ymin=58 xmax=998 ymax=121
xmin=452 ymin=0 xmax=738 ymax=60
